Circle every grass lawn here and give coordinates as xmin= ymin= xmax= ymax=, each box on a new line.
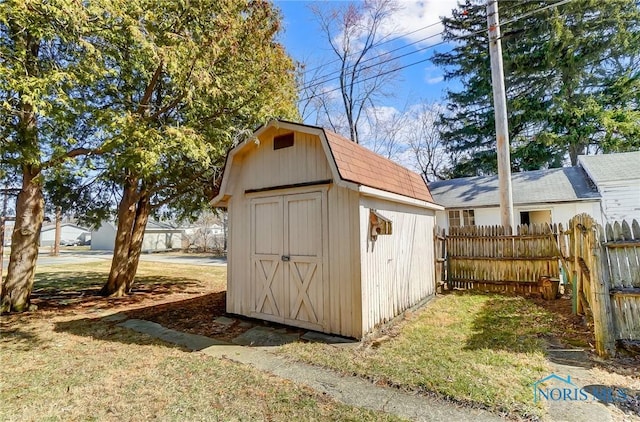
xmin=279 ymin=292 xmax=560 ymax=419
xmin=1 ymin=261 xmax=401 ymax=421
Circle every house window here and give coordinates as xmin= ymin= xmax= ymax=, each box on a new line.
xmin=463 ymin=209 xmax=475 ymax=226
xmin=448 ymin=210 xmax=461 ymax=228
xmin=273 ymin=133 xmax=294 ymax=150
xmin=448 ymin=209 xmax=475 ymax=227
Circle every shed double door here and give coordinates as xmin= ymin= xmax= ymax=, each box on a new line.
xmin=250 ymin=191 xmax=325 ymax=331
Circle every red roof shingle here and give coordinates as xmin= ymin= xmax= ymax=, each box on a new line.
xmin=323 ymin=129 xmax=434 ymax=203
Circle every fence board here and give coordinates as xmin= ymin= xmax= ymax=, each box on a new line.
xmin=443 ymin=223 xmax=561 ymax=295
xmin=565 ymin=215 xmax=640 ymax=356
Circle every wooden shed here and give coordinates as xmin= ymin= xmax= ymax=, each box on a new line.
xmin=211 ymin=120 xmax=443 ymax=338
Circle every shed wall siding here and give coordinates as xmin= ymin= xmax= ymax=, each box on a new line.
xmin=240 ymin=128 xmax=333 ymax=190
xmin=225 ymin=130 xmax=364 ymax=337
xmin=327 ymin=185 xmax=362 ymax=337
xmin=359 ymin=197 xmax=436 ymax=334
xmin=598 ymin=182 xmax=640 ymax=222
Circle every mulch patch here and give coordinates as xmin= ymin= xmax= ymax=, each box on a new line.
xmin=124 ymin=291 xmax=255 ymax=343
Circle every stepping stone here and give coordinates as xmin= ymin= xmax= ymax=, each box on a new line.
xmin=232 ymin=326 xmax=300 ymax=347
xmin=214 ymin=316 xmax=236 ymax=326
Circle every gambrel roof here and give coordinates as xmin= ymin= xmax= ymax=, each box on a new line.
xmin=212 ymin=120 xmax=440 ymax=209
xmin=323 ymin=129 xmax=434 ymax=203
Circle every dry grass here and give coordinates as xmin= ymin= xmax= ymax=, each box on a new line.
xmin=29 ymin=261 xmax=226 ymax=315
xmin=0 ymin=262 xmax=401 ymax=422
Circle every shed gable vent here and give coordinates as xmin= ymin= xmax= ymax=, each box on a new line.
xmin=273 ymin=133 xmax=294 ymax=150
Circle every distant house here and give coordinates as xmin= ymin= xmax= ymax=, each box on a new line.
xmin=429 ymin=167 xmax=601 ymax=230
xmin=40 ymin=223 xmax=91 ymax=247
xmin=578 ymin=151 xmax=640 ymax=222
xmin=91 ymin=220 xmax=184 ymax=252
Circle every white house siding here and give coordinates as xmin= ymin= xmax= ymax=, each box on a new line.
xmin=40 ymin=225 xmax=89 ymax=246
xmin=435 ymin=201 xmax=601 ymax=230
xmin=598 ymin=182 xmax=640 ymax=223
xmin=359 ymin=196 xmax=436 ymax=334
xmin=141 ymin=232 xmax=182 ymax=252
xmin=91 ymin=223 xmax=117 ymax=250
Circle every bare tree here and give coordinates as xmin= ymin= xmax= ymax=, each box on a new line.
xmin=182 ymin=210 xmax=226 ymax=253
xmin=406 ymin=103 xmax=450 ymax=182
xmin=361 ymin=106 xmax=409 ymax=160
xmin=308 ymin=0 xmax=401 ymax=143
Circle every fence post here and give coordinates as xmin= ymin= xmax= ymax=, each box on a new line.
xmin=571 ymin=218 xmax=582 ymax=314
xmin=590 ymin=226 xmax=616 ymax=357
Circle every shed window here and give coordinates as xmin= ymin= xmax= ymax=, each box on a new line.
xmin=273 ymin=133 xmax=294 ymax=150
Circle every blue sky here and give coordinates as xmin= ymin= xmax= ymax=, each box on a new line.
xmin=274 ymin=0 xmax=462 ymax=113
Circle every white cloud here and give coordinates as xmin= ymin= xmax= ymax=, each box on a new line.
xmin=383 ymin=0 xmax=459 ymax=47
xmin=427 ymin=76 xmax=444 ymax=84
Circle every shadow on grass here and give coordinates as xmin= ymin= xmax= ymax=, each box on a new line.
xmin=53 ymin=315 xmax=187 ymax=351
xmin=31 ymin=270 xmax=203 ymax=313
xmin=0 ymin=323 xmax=44 ymax=350
xmin=53 ymin=291 xmax=245 ymax=349
xmin=463 ymin=293 xmax=555 ymax=354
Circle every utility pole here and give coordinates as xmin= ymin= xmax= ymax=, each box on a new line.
xmin=487 ymin=0 xmax=515 ymax=231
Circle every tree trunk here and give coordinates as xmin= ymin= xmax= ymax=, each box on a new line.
xmin=0 ymin=169 xmax=44 ymax=313
xmin=53 ymin=206 xmax=61 ymax=256
xmin=100 ymin=180 xmax=150 ymax=297
xmin=568 ymin=143 xmax=587 ymax=166
xmin=100 ymin=180 xmax=138 ymax=297
xmin=123 ymin=193 xmax=150 ymax=293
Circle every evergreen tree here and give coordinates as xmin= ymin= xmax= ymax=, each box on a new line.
xmin=0 ymin=0 xmax=298 ymax=310
xmin=433 ymin=0 xmax=640 ymax=176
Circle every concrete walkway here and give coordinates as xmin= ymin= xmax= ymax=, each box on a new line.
xmin=116 ymin=318 xmax=504 ymax=422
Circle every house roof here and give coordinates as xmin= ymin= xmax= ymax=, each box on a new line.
xmin=41 ymin=223 xmax=90 ymax=233
xmin=212 ymin=120 xmax=440 ymax=208
xmin=428 ymin=167 xmax=600 ymax=209
xmin=323 ymin=129 xmax=434 ymax=203
xmin=578 ymin=151 xmax=640 ymax=183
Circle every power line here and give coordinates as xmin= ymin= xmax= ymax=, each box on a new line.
xmin=299 ymin=1 xmax=529 ymax=86
xmin=299 ymin=0 xmax=575 ymax=103
xmin=301 ymin=19 xmax=444 ymax=76
xmin=300 ymin=30 xmax=444 ymax=93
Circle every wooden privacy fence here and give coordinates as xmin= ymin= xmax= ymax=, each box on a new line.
xmin=564 ymin=214 xmax=640 ymax=356
xmin=433 ymin=215 xmax=640 ymax=356
xmin=441 ymin=224 xmax=562 ymax=295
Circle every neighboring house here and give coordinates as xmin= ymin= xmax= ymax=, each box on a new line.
xmin=182 ymin=223 xmax=226 ymax=251
xmin=578 ymin=151 xmax=640 ymax=222
xmin=212 ymin=119 xmax=443 ymax=339
xmin=429 ymin=167 xmax=601 ymax=230
xmin=91 ymin=220 xmax=184 ymax=252
xmin=40 ymin=223 xmax=91 ymax=247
